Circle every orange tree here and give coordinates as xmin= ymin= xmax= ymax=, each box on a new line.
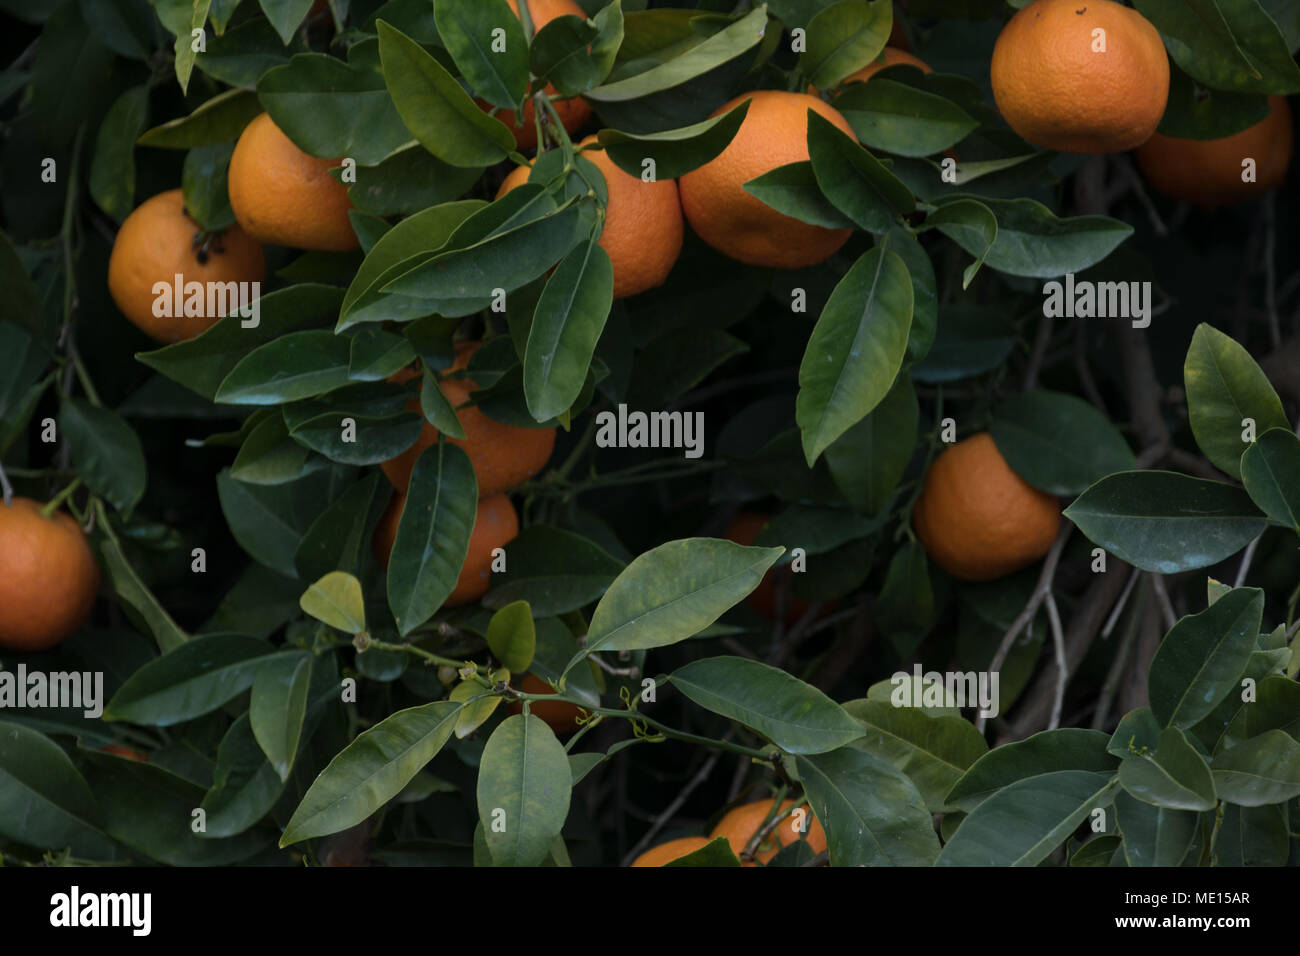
xmin=0 ymin=0 xmax=1298 ymax=868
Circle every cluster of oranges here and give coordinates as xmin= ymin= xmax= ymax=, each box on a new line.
xmin=631 ymin=798 xmax=828 ymax=867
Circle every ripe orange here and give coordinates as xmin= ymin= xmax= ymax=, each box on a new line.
xmin=372 ymin=490 xmax=519 ymax=607
xmin=107 ymin=189 xmax=265 ymax=344
xmin=841 ymin=46 xmax=931 ymax=85
xmin=506 ymin=673 xmax=586 ymax=733
xmin=382 ymin=341 xmax=556 ymax=497
xmin=100 ymin=745 xmax=148 ymax=762
xmin=630 ymin=836 xmax=711 ymax=867
xmin=1135 ymin=96 xmax=1293 ymax=207
xmin=489 ymin=0 xmax=593 ymax=151
xmin=912 ymin=433 xmax=1060 ymax=582
xmin=709 ymin=799 xmax=827 ymax=865
xmin=678 ymin=91 xmax=857 ymax=268
xmin=497 ymin=136 xmax=683 ymax=298
xmin=0 ymin=498 xmax=99 ymax=653
xmin=228 ymin=112 xmax=358 ymax=251
xmin=723 ymin=512 xmax=814 ymax=626
xmin=990 ymin=0 xmax=1169 ymax=153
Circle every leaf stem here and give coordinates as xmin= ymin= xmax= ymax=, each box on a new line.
xmin=39 ymin=477 xmax=83 ymax=518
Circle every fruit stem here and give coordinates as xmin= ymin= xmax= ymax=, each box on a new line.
xmin=39 ymin=477 xmax=83 ymax=518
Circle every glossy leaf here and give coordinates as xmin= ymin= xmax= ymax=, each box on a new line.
xmin=482 ymin=525 xmax=624 ymax=617
xmin=670 ymin=656 xmax=865 ymax=755
xmin=1240 ymin=427 xmax=1300 ymax=529
xmin=581 ymin=538 xmax=782 ymax=657
xmin=477 ymin=714 xmax=573 ymax=866
xmin=801 ymin=0 xmax=891 ymax=90
xmin=1211 ymin=730 xmax=1300 ymax=806
xmin=597 ymin=100 xmax=749 ymax=180
xmin=486 ymin=600 xmax=536 ymax=674
xmin=938 ymin=771 xmax=1119 ymax=866
xmin=743 ymin=160 xmax=856 ymax=230
xmin=280 ymin=700 xmax=462 ymax=845
xmin=1118 ymin=726 xmax=1217 ymax=811
xmin=386 ymin=443 xmax=478 ymax=635
xmin=0 ymin=722 xmax=113 ymax=857
xmin=104 ymin=634 xmax=277 ymax=726
xmin=834 ymin=78 xmax=978 ymax=158
xmin=1147 ymin=587 xmax=1263 ymax=728
xmin=433 ymin=0 xmax=528 ymax=109
xmin=1113 ymin=791 xmax=1201 ymax=867
xmin=215 ymin=329 xmax=352 ymax=405
xmin=945 ymin=729 xmax=1118 ymax=812
xmin=249 ymin=650 xmax=313 ymax=781
xmin=1065 ymin=472 xmax=1266 ymax=574
xmin=60 ymin=398 xmax=147 ymax=517
xmin=300 ymin=571 xmax=367 ymax=634
xmin=1184 ymin=323 xmax=1290 ymax=480
xmin=796 ymin=746 xmax=941 ymax=866
xmin=807 ymin=111 xmax=914 ymax=233
xmin=796 ymin=246 xmax=913 ymax=464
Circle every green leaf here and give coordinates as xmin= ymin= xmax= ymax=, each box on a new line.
xmin=796 ymin=246 xmax=913 ymax=465
xmin=89 ymin=85 xmax=148 ymax=223
xmin=939 ymin=771 xmax=1119 ymax=866
xmin=215 ymin=329 xmax=352 ymax=405
xmin=348 ymin=328 xmax=417 ymax=382
xmin=386 ymin=443 xmax=478 ymax=635
xmin=596 ymin=100 xmax=749 ymax=180
xmin=524 ymin=237 xmax=614 ymax=422
xmin=377 ymin=20 xmax=515 ymax=167
xmin=1070 ymin=835 xmax=1123 ymax=867
xmin=300 ymin=571 xmax=367 ymax=634
xmin=216 ymin=469 xmax=312 ymax=577
xmin=0 ymin=722 xmax=113 ymax=857
xmin=1108 ymin=707 xmax=1163 ymax=758
xmin=937 ymin=196 xmax=1132 ymax=279
xmin=138 ymin=284 xmax=343 ymax=401
xmin=1214 ymin=802 xmax=1290 ymax=865
xmin=486 ymin=600 xmax=536 ymax=673
xmin=1148 ymin=587 xmax=1263 ymax=728
xmin=664 ymin=835 xmax=743 ymax=867
xmin=60 ymin=398 xmax=147 ymax=517
xmin=530 ymin=1 xmax=623 ymax=96
xmin=249 ymin=650 xmax=313 ymax=781
xmin=280 ymin=700 xmax=462 ymax=845
xmin=843 ymin=699 xmax=988 ymax=811
xmin=482 ymin=525 xmax=624 ymax=617
xmin=911 ymin=304 xmax=1014 ymax=384
xmin=1064 ymin=471 xmax=1266 ymax=574
xmin=1118 ymin=726 xmax=1217 ymax=811
xmin=797 ymin=747 xmax=942 ymax=866
xmin=137 ymin=87 xmax=263 ymax=148
xmin=258 ymin=0 xmax=314 ymax=45
xmin=670 ymin=656 xmax=865 ymax=755
xmin=801 ymin=0 xmax=891 ymax=90
xmin=450 ymin=677 xmax=507 ymax=739
xmin=945 ymin=729 xmax=1119 ymax=812
xmin=294 ymin=473 xmax=388 ymax=582
xmin=104 ymin=634 xmax=277 ymax=726
xmin=1240 ymin=427 xmax=1300 ymax=528
xmin=872 ymin=539 xmax=935 ymax=658
xmin=807 ymin=111 xmax=915 ymax=233
xmin=200 ymin=711 xmax=287 ymax=837
xmin=1113 ymin=791 xmax=1201 ymax=867
xmin=182 ymin=142 xmax=236 ymax=231
xmin=743 ymin=161 xmax=856 ymax=230
xmin=581 ymin=538 xmax=783 ymax=657
xmin=230 ymin=414 xmax=316 ymax=485
xmin=1184 ymin=323 xmax=1290 ymax=480
xmin=477 ymin=714 xmax=573 ymax=866
xmin=1133 ymin=0 xmax=1300 ymax=95
xmin=885 ymin=226 xmax=937 ymax=364
xmin=433 ymin=0 xmax=529 ymax=109
xmin=990 ymin=389 xmax=1137 ymax=496
xmin=1211 ymin=730 xmax=1300 ymax=806
xmin=833 ymin=78 xmax=977 ymax=158
xmin=586 ymin=5 xmax=769 ymax=103
xmin=924 ymin=198 xmax=996 ymax=288
xmin=94 ymin=521 xmax=191 ymax=653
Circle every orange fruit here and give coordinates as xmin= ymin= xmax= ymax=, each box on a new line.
xmin=630 ymin=836 xmax=711 ymax=867
xmin=107 ymin=189 xmax=265 ymax=344
xmin=100 ymin=745 xmax=148 ymax=762
xmin=381 ymin=341 xmax=556 ymax=497
xmin=678 ymin=91 xmax=857 ymax=268
xmin=912 ymin=433 xmax=1061 ymax=582
xmin=489 ymin=0 xmax=593 ymax=151
xmin=1135 ymin=96 xmax=1293 ymax=207
xmin=990 ymin=0 xmax=1169 ymax=153
xmin=841 ymin=46 xmax=931 ymax=85
xmin=228 ymin=112 xmax=358 ymax=251
xmin=372 ymin=490 xmax=519 ymax=607
xmin=723 ymin=512 xmax=814 ymax=626
xmin=709 ymin=799 xmax=827 ymax=865
xmin=0 ymin=498 xmax=99 ymax=653
xmin=497 ymin=136 xmax=684 ymax=298
xmin=506 ymin=673 xmax=586 ymax=733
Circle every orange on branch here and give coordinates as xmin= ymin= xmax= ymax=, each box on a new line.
xmin=0 ymin=498 xmax=100 ymax=653
xmin=709 ymin=799 xmax=827 ymax=865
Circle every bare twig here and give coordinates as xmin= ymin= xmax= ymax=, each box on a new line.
xmin=1092 ymin=576 xmax=1146 ymax=731
xmin=1044 ymin=593 xmax=1067 ymax=730
xmin=620 ymin=745 xmax=725 ymax=867
xmin=1234 ymin=533 xmax=1263 ymax=588
xmin=1023 ymin=311 xmax=1054 ymax=391
xmin=1101 ymin=565 xmax=1143 ymax=638
xmin=1074 ymin=321 xmax=1109 ymax=416
xmin=0 ymin=461 xmax=12 ymax=508
xmin=1148 ymin=573 xmax=1178 ymax=631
